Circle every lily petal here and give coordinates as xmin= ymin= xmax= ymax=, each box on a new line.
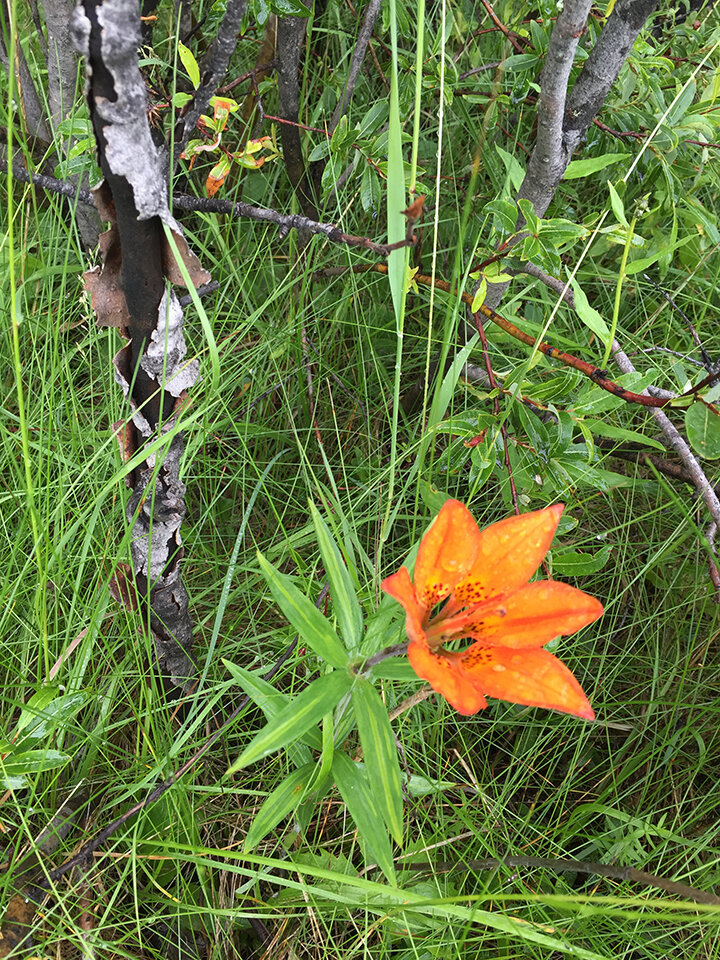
xmin=454 ymin=505 xmax=564 ymax=605
xmin=381 ymin=567 xmax=426 ymax=647
xmin=413 ymin=500 xmax=482 ymax=608
xmin=463 ymin=580 xmax=604 ymax=649
xmin=408 ymin=640 xmax=488 ymax=715
xmin=459 ymin=644 xmax=595 ymax=719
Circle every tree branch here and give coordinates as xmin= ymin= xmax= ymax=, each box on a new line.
xmin=329 ymin=0 xmax=382 ymax=134
xmin=515 ymin=0 xmax=594 ymax=218
xmin=564 ymin=0 xmax=659 ymax=158
xmin=324 ymin=263 xmax=673 ymax=408
xmin=483 ymin=0 xmax=658 ymax=313
xmin=611 ymin=338 xmax=720 ymax=528
xmin=0 ymin=160 xmax=414 ymax=256
xmin=276 ymin=15 xmax=318 ymax=220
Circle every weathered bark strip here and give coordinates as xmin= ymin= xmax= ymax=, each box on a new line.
xmin=71 ymin=0 xmax=210 ymax=687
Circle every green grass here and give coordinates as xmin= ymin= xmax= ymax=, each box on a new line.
xmin=1 ymin=0 xmax=720 ymax=957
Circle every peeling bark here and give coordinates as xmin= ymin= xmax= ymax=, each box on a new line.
xmin=71 ymin=0 xmax=210 ymax=688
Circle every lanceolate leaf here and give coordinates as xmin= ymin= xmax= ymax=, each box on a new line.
xmin=352 ymin=678 xmax=404 ymax=846
xmin=333 ymin=752 xmax=396 ymax=883
xmin=223 ymin=659 xmax=320 ymax=755
xmin=0 ymin=750 xmax=70 ymax=789
xmin=177 ymin=42 xmax=200 ymax=89
xmin=257 ymin=552 xmax=349 ymax=668
xmin=229 ymin=671 xmax=352 ymax=773
xmin=310 ymin=505 xmax=363 ymax=650
xmin=244 ymin=762 xmax=316 ymax=851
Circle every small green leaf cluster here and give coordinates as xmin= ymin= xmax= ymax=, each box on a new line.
xmin=0 ymin=688 xmax=84 ymax=789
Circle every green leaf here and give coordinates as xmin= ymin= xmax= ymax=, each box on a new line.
xmin=607 ymin=181 xmax=628 ymax=227
xmin=222 ymin=660 xmax=321 ymax=753
xmin=352 ymin=678 xmax=403 ymax=845
xmin=563 ymin=153 xmax=627 ymax=180
xmin=581 ymin=420 xmax=665 ymax=451
xmin=538 ymin=219 xmax=587 ymax=246
xmin=177 ymin=42 xmax=200 ymax=89
xmin=503 ymin=53 xmax=540 ymax=71
xmin=495 ymin=145 xmax=525 ymax=191
xmin=330 ymin=115 xmax=348 ymax=152
xmin=485 ymin=198 xmax=518 ymax=235
xmin=228 ymin=671 xmax=352 ymax=773
xmin=310 ymin=505 xmax=363 ymax=650
xmin=14 ymin=689 xmax=85 ymax=743
xmin=257 ymin=552 xmax=349 ymax=668
xmin=625 ymin=236 xmax=692 ymax=274
xmin=570 ymin=279 xmax=610 ymax=342
xmin=517 ymin=198 xmax=540 ymax=235
xmin=308 ymin=140 xmax=330 ymax=163
xmin=333 ymin=752 xmax=396 ymax=882
xmin=369 ymin=659 xmax=417 ymax=681
xmin=552 ymin=544 xmax=613 ymax=576
xmin=0 ymin=750 xmax=70 ymax=788
xmin=172 ymin=91 xmax=194 ymax=109
xmin=560 ymin=460 xmax=634 ymax=492
xmin=470 ymin=277 xmax=487 ymax=312
xmin=666 ymin=80 xmax=696 ymax=127
xmin=244 ymin=762 xmax=316 ymax=851
xmin=685 ymin=402 xmax=720 ymax=459
xmin=520 ymin=234 xmax=544 ymax=261
xmin=360 ymin=163 xmax=381 ymax=217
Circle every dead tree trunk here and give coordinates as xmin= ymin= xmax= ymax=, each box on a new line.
xmin=71 ymin=0 xmax=210 ymax=688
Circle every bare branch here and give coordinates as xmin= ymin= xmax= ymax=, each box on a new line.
xmin=0 ymin=3 xmax=52 ymax=145
xmin=612 ymin=339 xmax=720 ymax=528
xmin=0 ymin=161 xmax=413 ymax=256
xmin=482 ymin=0 xmax=658 ymax=313
xmin=506 ymin=260 xmax=576 ymax=309
xmin=329 ymin=0 xmax=382 ymax=134
xmin=171 ymin=193 xmax=415 ymax=254
xmin=276 ymin=15 xmax=318 ymax=219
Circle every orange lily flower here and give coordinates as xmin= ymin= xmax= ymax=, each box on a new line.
xmin=381 ymin=500 xmax=603 ymax=719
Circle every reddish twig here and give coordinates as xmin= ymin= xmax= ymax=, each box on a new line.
xmin=217 ymin=60 xmax=278 ymax=94
xmin=479 ymin=0 xmax=529 ymax=53
xmin=593 ymin=118 xmax=646 ymax=140
xmin=326 ymin=263 xmax=674 ymax=408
